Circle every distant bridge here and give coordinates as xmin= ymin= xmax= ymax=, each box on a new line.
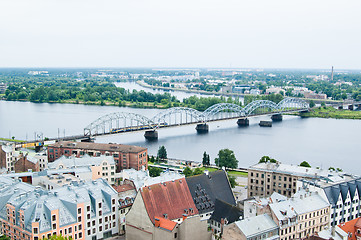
xmin=83 ymin=97 xmax=309 ymax=140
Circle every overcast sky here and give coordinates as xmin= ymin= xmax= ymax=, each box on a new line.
xmin=0 ymin=0 xmax=360 ymax=69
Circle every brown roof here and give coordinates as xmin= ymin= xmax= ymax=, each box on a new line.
xmin=113 ymin=183 xmax=136 ymax=193
xmin=141 ymin=178 xmax=198 ymax=224
xmin=50 ymin=141 xmax=147 ymax=153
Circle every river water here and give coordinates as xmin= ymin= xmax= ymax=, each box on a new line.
xmin=0 ymin=82 xmax=360 ymax=174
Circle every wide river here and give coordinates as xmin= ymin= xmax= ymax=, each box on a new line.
xmin=0 ymin=82 xmax=360 ymax=174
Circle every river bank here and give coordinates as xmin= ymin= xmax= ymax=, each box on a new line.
xmin=300 ymin=107 xmax=361 ymax=119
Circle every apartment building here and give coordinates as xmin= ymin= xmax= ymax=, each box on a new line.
xmin=0 ymin=144 xmax=16 ymax=172
xmin=48 ymin=155 xmax=117 ymax=184
xmin=0 ymin=176 xmax=119 ymax=240
xmin=47 ymin=141 xmax=147 ymax=172
xmin=298 ymin=176 xmax=361 ymax=226
xmin=269 ymin=191 xmax=330 ymax=240
xmin=248 ymin=162 xmax=338 ymax=198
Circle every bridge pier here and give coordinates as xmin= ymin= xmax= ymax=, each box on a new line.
xmin=144 ymin=130 xmax=158 ymax=141
xmin=196 ymin=123 xmax=209 ymax=133
xmin=237 ymin=118 xmax=249 ymax=126
xmin=271 ymin=114 xmax=283 ymax=121
xmin=259 ymin=121 xmax=272 ymax=127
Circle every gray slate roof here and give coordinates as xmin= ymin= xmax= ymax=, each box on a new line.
xmin=323 ymin=178 xmax=361 ymax=207
xmin=186 ymin=170 xmax=236 ymax=214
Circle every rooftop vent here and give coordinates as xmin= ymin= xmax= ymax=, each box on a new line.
xmin=163 ymin=213 xmax=168 ymax=219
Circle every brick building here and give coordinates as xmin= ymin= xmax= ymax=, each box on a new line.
xmin=0 ymin=176 xmax=119 ymax=240
xmin=47 ymin=141 xmax=147 ymax=172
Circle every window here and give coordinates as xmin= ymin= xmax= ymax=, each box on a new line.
xmin=99 ymin=226 xmax=102 ymax=232
xmin=52 ymin=223 xmax=56 ymax=230
xmin=68 ymin=227 xmax=72 ymax=233
xmin=87 ymin=206 xmax=90 ymax=212
xmin=78 ymin=208 xmax=81 ymax=214
xmin=33 ymin=228 xmax=38 ymax=234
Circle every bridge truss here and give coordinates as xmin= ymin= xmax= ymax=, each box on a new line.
xmin=84 ymin=98 xmax=309 ymax=136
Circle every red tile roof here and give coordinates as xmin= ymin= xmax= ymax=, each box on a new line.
xmin=339 ymin=217 xmax=361 ymax=240
xmin=154 ymin=217 xmax=177 ymax=231
xmin=141 ymin=178 xmax=198 ymax=224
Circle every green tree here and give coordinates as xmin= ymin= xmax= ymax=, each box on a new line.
xmin=299 ymin=161 xmax=311 ymax=168
xmin=214 ymin=149 xmax=238 ymax=169
xmin=157 ymin=146 xmax=167 ymax=160
xmin=228 ymin=174 xmax=237 ymax=188
xmin=0 ymin=235 xmax=11 ymax=240
xmin=202 ymin=151 xmax=210 ymax=166
xmin=193 ymin=168 xmax=204 ymax=176
xmin=309 ymin=100 xmax=315 ymax=108
xmin=148 ymin=166 xmax=163 ymax=177
xmin=183 ymin=167 xmax=193 ymax=177
xmin=259 ymin=156 xmax=271 ymax=163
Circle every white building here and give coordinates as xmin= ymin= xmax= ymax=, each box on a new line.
xmin=48 ymin=155 xmax=117 ymax=184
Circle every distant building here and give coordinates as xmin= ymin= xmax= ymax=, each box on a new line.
xmin=222 ymin=214 xmax=279 ymax=240
xmin=250 ymin=89 xmax=261 ymax=95
xmin=303 ymin=91 xmax=327 ymax=100
xmin=248 ymin=162 xmax=341 ymax=198
xmin=0 ymin=82 xmax=7 ymax=94
xmin=48 ymin=154 xmax=117 ymax=184
xmin=0 ymin=176 xmax=119 ymax=240
xmin=47 ymin=141 xmax=148 ymax=172
xmin=0 ymin=144 xmax=16 ymax=172
xmin=266 ymin=87 xmax=285 ymax=95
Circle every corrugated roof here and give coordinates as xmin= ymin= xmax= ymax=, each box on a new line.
xmin=186 ymin=170 xmax=236 ymax=214
xmin=141 ymin=178 xmax=198 ymax=223
xmin=50 ymin=141 xmax=147 ymax=153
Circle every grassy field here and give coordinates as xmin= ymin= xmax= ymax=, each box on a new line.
xmin=0 ymin=138 xmax=25 ymax=143
xmin=301 ymin=107 xmax=361 ymax=119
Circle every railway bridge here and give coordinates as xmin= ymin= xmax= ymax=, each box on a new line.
xmin=84 ymin=97 xmax=309 ymax=140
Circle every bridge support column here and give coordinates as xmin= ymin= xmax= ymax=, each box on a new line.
xmin=196 ymin=123 xmax=209 ymax=133
xmin=237 ymin=118 xmax=249 ymax=126
xmin=271 ymin=114 xmax=283 ymax=121
xmin=259 ymin=121 xmax=272 ymax=127
xmin=144 ymin=130 xmax=158 ymax=141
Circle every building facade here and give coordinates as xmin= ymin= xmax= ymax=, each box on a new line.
xmin=248 ymin=162 xmax=338 ymax=198
xmin=47 ymin=141 xmax=147 ymax=172
xmin=0 ymin=176 xmax=119 ymax=240
xmin=298 ymin=177 xmax=361 ymax=226
xmin=48 ymin=155 xmax=117 ymax=184
xmin=269 ymin=191 xmax=330 ymax=240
